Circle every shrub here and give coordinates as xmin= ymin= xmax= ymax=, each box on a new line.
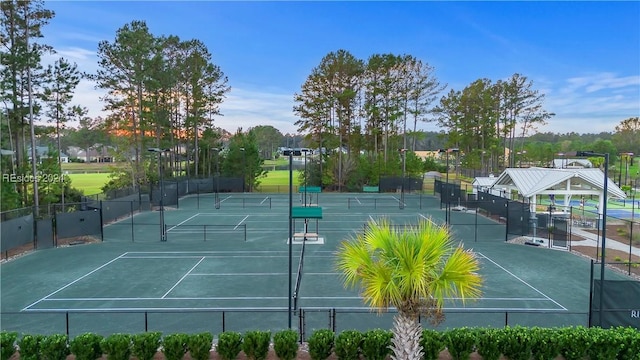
xmin=162 ymin=333 xmax=189 ymax=360
xmin=334 ymin=330 xmax=362 ymax=360
xmin=188 ymin=332 xmax=213 ymax=360
xmin=498 ymin=326 xmax=532 ymax=360
xmin=616 ymin=326 xmax=640 ymax=359
xmin=216 ymin=332 xmax=243 ymax=360
xmin=475 ymin=328 xmax=501 ymax=360
xmin=586 ymin=327 xmax=621 ymax=359
xmin=558 ymin=327 xmax=590 ymax=360
xmin=70 ymin=333 xmax=104 ymax=360
xmin=443 ymin=328 xmax=476 ymax=360
xmin=529 ymin=327 xmax=560 ymax=360
xmin=0 ymin=331 xmax=18 ymax=360
xmin=273 ymin=329 xmax=299 ymax=360
xmin=242 ymin=331 xmax=271 ymax=360
xmin=17 ymin=334 xmax=45 ymax=360
xmin=40 ymin=334 xmax=70 ymax=360
xmin=420 ymin=329 xmax=444 ymax=360
xmin=361 ymin=329 xmax=392 ymax=360
xmin=307 ymin=329 xmax=334 ymax=360
xmin=100 ymin=333 xmax=132 ymax=360
xmin=131 ymin=332 xmax=161 ymax=360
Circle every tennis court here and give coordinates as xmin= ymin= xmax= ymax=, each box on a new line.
xmin=2 ymin=192 xmax=627 ymax=336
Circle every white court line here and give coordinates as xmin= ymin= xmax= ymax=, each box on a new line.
xmin=369 ymin=215 xmax=377 ymax=224
xmin=260 ymin=197 xmax=269 ymax=204
xmin=419 ymin=213 xmax=436 ymax=225
xmin=24 ymin=306 xmax=291 ymax=312
xmin=40 ymin=295 xmax=556 ymax=302
xmin=235 ymin=215 xmax=249 ymax=230
xmin=354 ymin=197 xmax=362 ymax=204
xmin=166 ymin=213 xmax=200 ymax=232
xmin=478 ymin=252 xmax=567 ymax=311
xmin=22 ymin=253 xmax=128 ymax=311
xmin=219 ymin=196 xmax=232 ymax=203
xmin=162 ymin=257 xmax=205 ymax=298
xmin=190 ymin=273 xmax=288 ymax=276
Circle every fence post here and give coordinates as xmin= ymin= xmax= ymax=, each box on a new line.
xmin=66 ymin=312 xmax=70 ymax=336
xmin=130 ymin=200 xmax=134 ymax=242
xmin=298 ymin=309 xmax=304 ymax=343
xmin=222 ymin=311 xmax=226 ymax=332
xmin=100 ymin=201 xmax=104 ymax=242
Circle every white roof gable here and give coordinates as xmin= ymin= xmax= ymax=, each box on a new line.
xmin=553 ymin=158 xmax=593 ymax=168
xmin=472 ymin=177 xmax=497 ymax=187
xmin=491 ymin=167 xmax=626 ymax=199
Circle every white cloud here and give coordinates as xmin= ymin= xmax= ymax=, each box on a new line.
xmin=219 ymin=88 xmax=298 ymax=134
xmin=539 ymin=72 xmax=639 ymax=134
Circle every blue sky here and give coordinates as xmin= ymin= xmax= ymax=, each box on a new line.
xmin=42 ymin=1 xmax=640 ymax=135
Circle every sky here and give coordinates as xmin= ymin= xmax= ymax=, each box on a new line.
xmin=41 ymin=1 xmax=640 ymax=136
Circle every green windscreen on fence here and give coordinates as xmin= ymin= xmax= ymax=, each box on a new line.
xmin=592 ymin=279 xmax=640 ymax=329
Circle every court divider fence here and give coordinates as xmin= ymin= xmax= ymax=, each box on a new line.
xmin=0 ymin=307 xmax=590 ymax=339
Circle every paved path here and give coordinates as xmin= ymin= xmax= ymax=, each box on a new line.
xmin=571 ymin=227 xmax=640 ymax=257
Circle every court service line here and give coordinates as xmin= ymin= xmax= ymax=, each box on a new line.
xmin=235 ymin=215 xmax=249 ymax=230
xmin=354 ymin=197 xmax=362 ymax=204
xmin=166 ymin=213 xmax=200 ymax=232
xmin=419 ymin=213 xmax=435 ymax=225
xmin=369 ymin=215 xmax=377 ymax=224
xmin=260 ymin=197 xmax=269 ymax=204
xmin=162 ymin=257 xmax=206 ymax=298
xmin=22 ymin=253 xmax=128 ymax=311
xmin=478 ymin=252 xmax=567 ymax=311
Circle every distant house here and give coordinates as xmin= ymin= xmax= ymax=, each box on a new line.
xmin=27 ymin=146 xmax=69 ymax=163
xmin=67 ymin=145 xmax=113 ymax=163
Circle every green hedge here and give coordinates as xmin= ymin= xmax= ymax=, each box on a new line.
xmin=1 ymin=326 xmax=638 ymax=360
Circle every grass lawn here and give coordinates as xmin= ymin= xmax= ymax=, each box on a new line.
xmin=67 ymin=173 xmax=111 ymax=195
xmin=62 ymin=162 xmax=112 ymax=172
xmin=260 ymin=169 xmax=301 ymax=186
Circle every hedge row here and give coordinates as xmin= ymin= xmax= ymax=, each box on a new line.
xmin=1 ymin=326 xmax=639 ymax=360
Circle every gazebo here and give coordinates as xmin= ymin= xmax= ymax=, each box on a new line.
xmin=489 ymin=167 xmax=627 ymax=218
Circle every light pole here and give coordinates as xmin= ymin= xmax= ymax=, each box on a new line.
xmin=212 ymin=148 xmax=221 ymax=209
xmin=287 ymin=150 xmax=293 ymax=328
xmin=240 ymin=147 xmax=246 ymax=193
xmin=148 ymin=147 xmax=170 ymax=241
xmin=577 ymin=150 xmax=609 ymax=327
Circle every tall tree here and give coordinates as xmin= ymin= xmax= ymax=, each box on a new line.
xmin=336 ymin=218 xmax=482 ymax=360
xmin=40 ymin=57 xmax=83 ymax=204
xmin=404 ymin=56 xmax=446 ymax=151
xmin=295 ymin=50 xmax=363 ymax=191
xmin=0 ymin=0 xmax=54 ymax=207
xmin=92 ymin=20 xmax=158 ymax=186
xmin=613 ymin=117 xmax=639 ymax=155
xmin=498 ymin=73 xmax=554 ymax=167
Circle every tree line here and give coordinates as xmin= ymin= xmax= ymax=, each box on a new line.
xmin=2 ymin=1 xmax=637 ymax=211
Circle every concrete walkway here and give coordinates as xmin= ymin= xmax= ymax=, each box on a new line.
xmin=571 ymin=227 xmax=640 ymax=257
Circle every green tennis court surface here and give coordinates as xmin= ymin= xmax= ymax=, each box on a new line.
xmin=2 ymin=193 xmax=629 ymax=336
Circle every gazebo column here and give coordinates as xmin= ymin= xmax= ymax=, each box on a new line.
xmin=530 ymin=194 xmax=538 ymax=240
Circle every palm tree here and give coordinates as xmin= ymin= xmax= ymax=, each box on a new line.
xmin=335 ymin=218 xmax=482 ymax=360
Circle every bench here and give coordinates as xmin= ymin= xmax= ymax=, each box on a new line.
xmin=363 ymin=186 xmax=379 ymax=193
